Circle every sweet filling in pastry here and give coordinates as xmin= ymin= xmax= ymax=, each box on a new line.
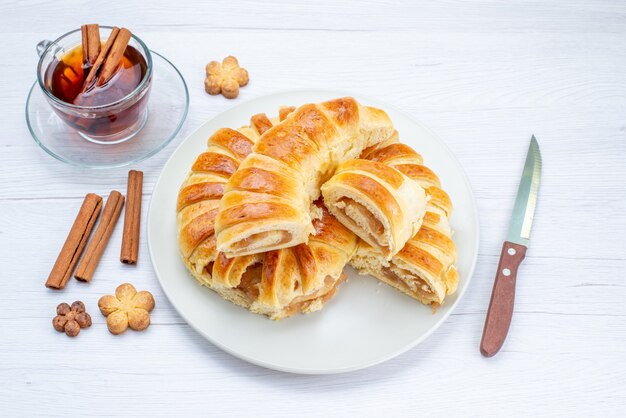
xmin=203 ymin=262 xmax=215 ymax=276
xmin=237 ymin=263 xmax=262 ymax=301
xmin=381 ymin=266 xmax=436 ymax=303
xmin=233 ymin=261 xmax=343 ymax=317
xmin=336 ymin=197 xmax=386 ymax=247
xmin=282 ymin=274 xmax=344 ymax=317
xmin=231 ymin=230 xmax=292 ymax=251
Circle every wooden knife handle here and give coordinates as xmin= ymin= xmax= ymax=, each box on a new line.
xmin=480 ymin=241 xmax=527 ymax=357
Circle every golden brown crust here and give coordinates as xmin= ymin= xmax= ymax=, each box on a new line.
xmin=228 ymin=166 xmax=298 ymax=195
xmin=393 ymin=164 xmax=440 ymax=187
xmin=208 ymin=128 xmax=254 ymax=159
xmin=191 ymin=152 xmax=239 ymax=177
xmin=279 ymin=106 xmax=296 ymax=121
xmin=250 ymin=113 xmax=273 ymax=135
xmin=338 ymin=159 xmax=406 ymax=189
xmin=320 ymin=97 xmax=360 ymax=127
xmin=218 ymin=199 xmax=300 ymax=226
xmin=215 ymin=97 xmax=395 ymax=257
xmin=362 ymin=142 xmax=420 ymax=163
xmin=330 ymin=172 xmax=402 ymax=223
xmin=179 ymin=209 xmax=219 ymax=258
xmin=253 ymin=124 xmax=324 ymax=170
xmin=177 ymin=183 xmax=224 ymax=212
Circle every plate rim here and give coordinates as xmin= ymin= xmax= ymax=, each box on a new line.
xmin=147 ymin=88 xmax=480 ymax=374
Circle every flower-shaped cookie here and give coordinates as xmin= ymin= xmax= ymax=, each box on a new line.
xmin=205 ymin=56 xmax=249 ymax=99
xmin=52 ymin=301 xmax=92 ymax=337
xmin=98 ymin=283 xmax=155 ymax=335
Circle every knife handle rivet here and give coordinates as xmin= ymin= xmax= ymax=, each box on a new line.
xmin=507 ymin=248 xmax=516 ymax=256
xmin=502 ymin=268 xmax=511 ymax=277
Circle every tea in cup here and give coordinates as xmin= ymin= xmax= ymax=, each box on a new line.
xmin=37 ymin=25 xmax=152 ymax=144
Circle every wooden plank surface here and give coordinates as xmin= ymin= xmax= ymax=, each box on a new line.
xmin=1 ymin=1 xmax=625 ymax=416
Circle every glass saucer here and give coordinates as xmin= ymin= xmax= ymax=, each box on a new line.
xmin=26 ymin=51 xmax=189 ymax=169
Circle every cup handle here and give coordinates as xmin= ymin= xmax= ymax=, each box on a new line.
xmin=37 ymin=40 xmax=61 ymax=57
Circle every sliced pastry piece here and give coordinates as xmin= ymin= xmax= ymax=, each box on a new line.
xmin=349 ymin=142 xmax=458 ymax=307
xmin=321 ymin=158 xmax=427 ymax=258
xmin=214 ymin=97 xmax=394 ymax=257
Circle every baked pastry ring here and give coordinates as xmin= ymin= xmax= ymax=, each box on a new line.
xmin=178 ymin=99 xmax=458 ymax=315
xmin=349 ymin=141 xmax=459 ymax=307
xmin=177 ymin=108 xmax=357 ymax=320
xmin=214 ymin=97 xmax=395 ymax=257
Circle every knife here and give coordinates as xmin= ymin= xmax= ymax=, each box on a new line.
xmin=480 ymin=135 xmax=542 ymax=357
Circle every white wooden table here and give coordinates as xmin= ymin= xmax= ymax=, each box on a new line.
xmin=2 ymin=1 xmax=625 ymax=416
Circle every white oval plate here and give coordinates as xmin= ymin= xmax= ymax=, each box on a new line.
xmin=148 ymin=90 xmax=479 ymax=374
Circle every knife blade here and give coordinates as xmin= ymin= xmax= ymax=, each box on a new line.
xmin=480 ymin=135 xmax=542 ymax=357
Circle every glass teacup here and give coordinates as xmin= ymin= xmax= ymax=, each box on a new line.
xmin=37 ymin=26 xmax=153 ymax=144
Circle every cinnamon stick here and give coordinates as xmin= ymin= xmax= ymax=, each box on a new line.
xmin=46 ymin=194 xmax=102 ymax=289
xmin=75 ymin=191 xmax=125 ymax=282
xmin=81 ymin=26 xmax=132 ymax=92
xmin=96 ymin=28 xmax=131 ymax=86
xmin=120 ymin=170 xmax=143 ymax=264
xmin=81 ymin=26 xmax=119 ymax=92
xmin=81 ymin=24 xmax=101 ymax=66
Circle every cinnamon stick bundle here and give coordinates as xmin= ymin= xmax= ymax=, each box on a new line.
xmin=46 ymin=194 xmax=102 ymax=289
xmin=81 ymin=24 xmax=101 ymax=66
xmin=81 ymin=26 xmax=132 ymax=92
xmin=120 ymin=170 xmax=143 ymax=264
xmin=75 ymin=191 xmax=125 ymax=282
